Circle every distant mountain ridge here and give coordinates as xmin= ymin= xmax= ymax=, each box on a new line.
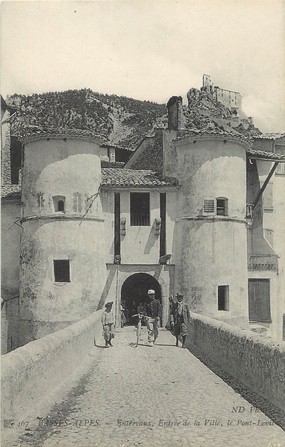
xmin=8 ymin=89 xmax=168 ymax=149
xmin=7 ymin=86 xmax=261 ymax=150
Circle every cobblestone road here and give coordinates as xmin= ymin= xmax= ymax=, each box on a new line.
xmin=4 ymin=327 xmax=285 ymax=447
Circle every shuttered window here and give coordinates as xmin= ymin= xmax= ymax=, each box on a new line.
xmin=248 ymin=279 xmax=271 ymax=322
xmin=203 ymin=199 xmax=215 ymax=214
xmin=130 ymin=193 xmax=150 ymax=226
xmin=203 ymin=198 xmax=228 ymax=215
xmin=216 ymin=198 xmax=228 ymax=216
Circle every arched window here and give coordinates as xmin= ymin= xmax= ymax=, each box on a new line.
xmin=53 ymin=196 xmax=65 ymax=213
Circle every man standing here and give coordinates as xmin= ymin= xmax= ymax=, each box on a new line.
xmin=101 ymin=302 xmax=115 ymax=348
xmin=170 ymin=293 xmax=191 ymax=348
xmin=146 ymin=289 xmax=162 ymax=347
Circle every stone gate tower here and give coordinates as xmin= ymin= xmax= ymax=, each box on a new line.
xmin=19 ymin=133 xmax=107 ymax=344
xmin=164 ymin=98 xmax=249 ymax=327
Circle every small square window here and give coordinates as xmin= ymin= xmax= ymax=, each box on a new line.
xmin=54 ymin=260 xmax=70 ymax=282
xmin=218 ymin=285 xmax=229 ymax=311
xmin=53 ymin=196 xmax=65 ymax=213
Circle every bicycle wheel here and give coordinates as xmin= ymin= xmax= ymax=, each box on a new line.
xmin=136 ymin=321 xmax=141 ymax=346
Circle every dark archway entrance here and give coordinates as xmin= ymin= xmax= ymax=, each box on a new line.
xmin=121 ymin=273 xmax=161 ymax=325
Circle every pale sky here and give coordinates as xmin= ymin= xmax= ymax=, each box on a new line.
xmin=1 ymin=0 xmax=285 ymax=132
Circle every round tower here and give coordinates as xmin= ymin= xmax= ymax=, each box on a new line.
xmin=171 ymin=134 xmax=249 ymax=327
xmin=19 ymin=133 xmax=107 ymax=344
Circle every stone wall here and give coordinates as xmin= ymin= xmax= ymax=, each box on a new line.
xmin=2 ymin=311 xmax=284 ymax=423
xmin=2 ymin=310 xmax=103 ymax=421
xmin=1 ymin=200 xmax=21 ymax=352
xmin=188 ymin=313 xmax=285 ymax=412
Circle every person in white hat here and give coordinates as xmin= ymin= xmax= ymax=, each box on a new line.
xmin=145 ymin=289 xmax=162 ymax=347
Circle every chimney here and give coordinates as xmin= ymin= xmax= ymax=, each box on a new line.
xmin=166 ymin=96 xmax=183 ymax=130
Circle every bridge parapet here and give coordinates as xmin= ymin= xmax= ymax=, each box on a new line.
xmin=188 ymin=313 xmax=285 ymax=412
xmin=2 ymin=310 xmax=103 ymax=422
xmin=2 ymin=311 xmax=284 ymax=425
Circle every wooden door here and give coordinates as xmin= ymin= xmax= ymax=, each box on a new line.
xmin=248 ymin=279 xmax=271 ymax=322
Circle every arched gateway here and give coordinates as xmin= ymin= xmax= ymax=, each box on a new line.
xmin=121 ymin=273 xmax=162 ymax=325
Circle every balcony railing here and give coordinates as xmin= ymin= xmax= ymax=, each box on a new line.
xmin=248 ymin=254 xmax=278 ymax=272
xmin=130 ymin=213 xmax=150 ymax=226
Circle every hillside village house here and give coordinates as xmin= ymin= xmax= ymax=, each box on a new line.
xmin=1 ymin=78 xmax=285 ymax=353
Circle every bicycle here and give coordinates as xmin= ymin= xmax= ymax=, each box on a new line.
xmin=131 ymin=313 xmax=152 ymax=347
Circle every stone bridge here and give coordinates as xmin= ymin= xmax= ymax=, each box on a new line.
xmin=2 ymin=313 xmax=285 ymax=447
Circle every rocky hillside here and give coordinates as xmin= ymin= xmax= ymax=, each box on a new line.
xmin=8 ymin=89 xmax=167 ymax=149
xmin=183 ymin=87 xmax=261 ymax=139
xmin=7 ymin=85 xmax=261 ymax=150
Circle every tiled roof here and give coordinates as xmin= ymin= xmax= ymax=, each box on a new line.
xmin=101 ymin=161 xmax=125 ymax=168
xmin=101 ymin=168 xmax=178 ymax=187
xmin=247 ymin=148 xmax=285 ymax=161
xmin=20 ymin=128 xmax=106 ymax=144
xmin=100 ymin=143 xmax=132 ymax=151
xmin=1 ymin=184 xmax=21 ymax=200
xmin=2 ymin=170 xmax=177 ymax=202
xmin=177 ymin=128 xmax=250 ymax=143
xmin=126 ymin=128 xmax=285 ymax=171
xmin=126 ymin=130 xmax=164 ymax=172
xmin=254 ymin=133 xmax=285 ymax=140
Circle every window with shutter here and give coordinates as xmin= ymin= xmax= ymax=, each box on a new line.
xmin=203 ymin=199 xmax=215 ymax=214
xmin=130 ymin=193 xmax=150 ymax=226
xmin=216 ymin=197 xmax=228 ymax=216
